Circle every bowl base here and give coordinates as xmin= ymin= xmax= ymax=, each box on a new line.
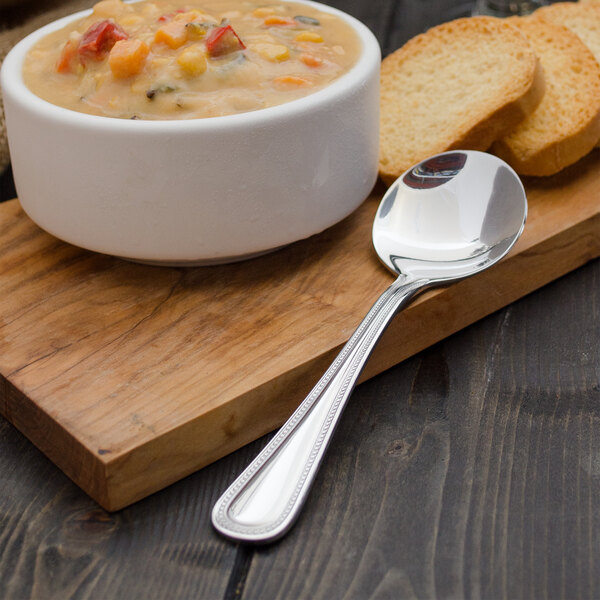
xmin=118 ymin=245 xmax=286 ymax=267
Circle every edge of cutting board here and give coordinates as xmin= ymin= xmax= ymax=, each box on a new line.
xmin=0 ymin=151 xmax=599 ymax=510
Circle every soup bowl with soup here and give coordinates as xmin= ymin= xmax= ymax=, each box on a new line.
xmin=1 ymin=0 xmax=380 ymax=264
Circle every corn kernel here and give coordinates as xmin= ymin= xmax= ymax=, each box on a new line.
xmin=253 ymin=7 xmax=276 ymax=17
xmin=295 ymin=31 xmax=323 ymax=42
xmin=177 ymin=44 xmax=208 ymax=76
xmin=254 ymin=43 xmax=290 ymax=62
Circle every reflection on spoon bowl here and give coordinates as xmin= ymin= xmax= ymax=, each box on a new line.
xmin=375 ymin=150 xmax=527 ymax=276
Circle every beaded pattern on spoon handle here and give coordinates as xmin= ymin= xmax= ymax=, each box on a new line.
xmin=213 ymin=276 xmax=425 ymax=537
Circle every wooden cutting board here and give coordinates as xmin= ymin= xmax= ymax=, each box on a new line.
xmin=1 ymin=151 xmax=598 ymax=511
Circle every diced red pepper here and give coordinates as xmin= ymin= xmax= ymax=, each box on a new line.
xmin=205 ymin=25 xmax=245 ymax=57
xmin=78 ymin=20 xmax=128 ymax=61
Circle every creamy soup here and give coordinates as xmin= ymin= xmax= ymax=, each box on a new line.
xmin=23 ymin=0 xmax=361 ymax=119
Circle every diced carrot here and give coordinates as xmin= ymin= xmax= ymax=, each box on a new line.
xmin=299 ymin=53 xmax=323 ymax=68
xmin=108 ymin=38 xmax=149 ymax=78
xmin=56 ymin=38 xmax=79 ymax=73
xmin=273 ymin=75 xmax=313 ymax=87
xmin=154 ymin=20 xmax=188 ymax=48
xmin=263 ymin=16 xmax=296 ymax=26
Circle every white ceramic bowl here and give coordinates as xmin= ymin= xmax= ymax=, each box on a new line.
xmin=1 ymin=1 xmax=380 ymax=265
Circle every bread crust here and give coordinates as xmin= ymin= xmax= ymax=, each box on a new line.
xmin=493 ymin=114 xmax=600 ymax=176
xmin=378 ymin=16 xmax=543 ymax=184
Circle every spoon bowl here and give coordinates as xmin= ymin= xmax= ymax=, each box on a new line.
xmin=374 ymin=151 xmax=526 ymax=280
xmin=212 ymin=150 xmax=527 ymax=543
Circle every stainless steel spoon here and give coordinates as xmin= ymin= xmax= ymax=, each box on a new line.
xmin=212 ymin=150 xmax=527 ymax=544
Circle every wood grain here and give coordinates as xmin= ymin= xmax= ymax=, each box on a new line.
xmin=1 ymin=258 xmax=598 ymax=599
xmin=0 ymin=151 xmax=598 ymax=511
xmin=237 ymin=259 xmax=600 ymax=599
xmin=0 ymin=412 xmax=249 ymax=600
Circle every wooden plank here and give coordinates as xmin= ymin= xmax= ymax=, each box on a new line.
xmin=240 ymin=258 xmax=600 ymax=599
xmin=0 ymin=413 xmax=247 ymax=600
xmin=0 ymin=151 xmax=598 ymax=511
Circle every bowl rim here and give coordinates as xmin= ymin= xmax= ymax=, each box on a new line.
xmin=1 ymin=0 xmax=381 ymax=132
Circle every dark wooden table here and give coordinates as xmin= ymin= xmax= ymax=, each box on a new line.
xmin=1 ymin=1 xmax=599 ymax=598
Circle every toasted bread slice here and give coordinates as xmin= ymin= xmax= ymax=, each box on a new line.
xmin=534 ymin=2 xmax=600 ymax=148
xmin=492 ymin=18 xmax=600 ymax=176
xmin=378 ymin=16 xmax=544 ymax=185
xmin=534 ymin=2 xmax=600 ymax=61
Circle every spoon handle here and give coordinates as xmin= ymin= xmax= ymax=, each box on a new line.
xmin=211 ymin=275 xmax=428 ymax=543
